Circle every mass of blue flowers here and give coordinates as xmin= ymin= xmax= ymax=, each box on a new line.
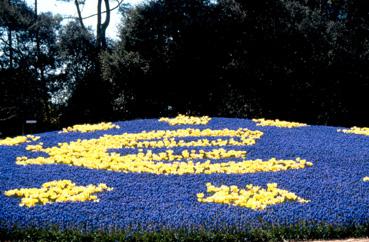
xmin=1 ymin=117 xmax=369 ymax=231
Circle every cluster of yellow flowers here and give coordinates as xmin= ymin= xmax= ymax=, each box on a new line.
xmin=363 ymin=177 xmax=369 ymax=182
xmin=159 ymin=114 xmax=211 ymax=125
xmin=18 ymin=138 xmax=311 ymax=175
xmin=338 ymin=127 xmax=369 ymax=136
xmin=197 ymin=183 xmax=309 ymax=210
xmin=4 ymin=180 xmax=112 ymax=207
xmin=22 ymin=147 xmax=246 ymax=163
xmin=16 ymin=127 xmax=312 ymax=175
xmin=26 ymin=143 xmax=44 ymax=151
xmin=252 ymin=118 xmax=308 ymax=128
xmin=21 ymin=127 xmax=261 ymax=157
xmin=0 ymin=135 xmax=40 ymax=146
xmin=60 ymin=122 xmax=120 ymax=133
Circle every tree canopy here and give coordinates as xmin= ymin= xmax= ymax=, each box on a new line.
xmin=1 ymin=0 xmax=369 ymax=136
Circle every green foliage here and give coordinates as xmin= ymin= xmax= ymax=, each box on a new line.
xmin=102 ymin=0 xmax=369 ymax=126
xmin=54 ymin=20 xmax=104 ymax=124
xmin=3 ymin=0 xmax=369 ymax=136
xmin=1 ymin=222 xmax=369 ymax=241
xmin=0 ymin=0 xmax=62 ymax=136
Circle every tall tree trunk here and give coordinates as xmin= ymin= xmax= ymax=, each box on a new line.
xmin=96 ymin=0 xmax=110 ymax=50
xmin=8 ymin=28 xmax=13 ymax=69
xmin=101 ymin=0 xmax=110 ymax=49
xmin=8 ymin=0 xmax=13 ymax=69
xmin=97 ymin=0 xmax=102 ymax=50
xmin=34 ymin=0 xmax=44 ymax=83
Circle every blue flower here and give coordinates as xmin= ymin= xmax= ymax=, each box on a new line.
xmin=0 ymin=117 xmax=369 ymax=231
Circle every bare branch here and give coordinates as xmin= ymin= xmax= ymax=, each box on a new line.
xmin=61 ymin=0 xmax=124 ymax=21
xmin=0 ymin=114 xmax=16 ymax=122
xmin=0 ymin=36 xmax=25 ymax=58
xmin=85 ymin=0 xmax=122 ymax=20
xmin=74 ymin=0 xmax=86 ymax=30
xmin=0 ymin=107 xmax=16 ymax=122
xmin=0 ymin=106 xmax=16 ymax=112
xmin=0 ymin=36 xmax=9 ymax=46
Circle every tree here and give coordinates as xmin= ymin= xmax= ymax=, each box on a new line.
xmin=50 ymin=0 xmax=125 ymax=124
xmin=60 ymin=0 xmax=124 ymax=50
xmin=103 ymin=0 xmax=369 ymax=126
xmin=0 ymin=0 xmax=62 ymax=136
xmin=55 ymin=20 xmax=107 ymax=124
xmin=102 ymin=0 xmax=226 ymax=118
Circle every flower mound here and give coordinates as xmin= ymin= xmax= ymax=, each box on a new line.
xmin=61 ymin=122 xmax=119 ymax=133
xmin=159 ymin=114 xmax=211 ymax=125
xmin=4 ymin=180 xmax=112 ymax=207
xmin=1 ymin=117 xmax=369 ymax=232
xmin=252 ymin=118 xmax=308 ymax=128
xmin=197 ymin=183 xmax=309 ymax=210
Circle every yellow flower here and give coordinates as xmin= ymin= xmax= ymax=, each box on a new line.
xmin=21 ymin=128 xmax=314 ymax=176
xmin=197 ymin=183 xmax=309 ymax=210
xmin=4 ymin=180 xmax=113 ymax=207
xmin=159 ymin=114 xmax=211 ymax=125
xmin=338 ymin=126 xmax=369 ymax=136
xmin=0 ymin=135 xmax=40 ymax=146
xmin=253 ymin=118 xmax=308 ymax=128
xmin=16 ymin=126 xmax=313 ymax=176
xmin=60 ymin=122 xmax=119 ymax=133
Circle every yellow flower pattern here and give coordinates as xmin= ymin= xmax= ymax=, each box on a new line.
xmin=0 ymin=135 xmax=40 ymax=146
xmin=338 ymin=127 xmax=369 ymax=136
xmin=16 ymin=128 xmax=312 ymax=175
xmin=253 ymin=118 xmax=308 ymax=128
xmin=159 ymin=114 xmax=211 ymax=125
xmin=6 ymin=118 xmax=314 ymax=208
xmin=197 ymin=183 xmax=309 ymax=210
xmin=61 ymin=122 xmax=120 ymax=133
xmin=4 ymin=180 xmax=112 ymax=207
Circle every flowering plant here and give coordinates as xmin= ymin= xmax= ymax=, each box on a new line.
xmin=0 ymin=117 xmax=368 ymax=233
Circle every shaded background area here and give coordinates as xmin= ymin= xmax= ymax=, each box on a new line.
xmin=1 ymin=0 xmax=369 ymax=137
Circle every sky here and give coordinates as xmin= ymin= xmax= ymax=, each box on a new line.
xmin=25 ymin=0 xmax=143 ymax=39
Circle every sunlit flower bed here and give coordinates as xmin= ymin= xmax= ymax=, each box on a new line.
xmin=1 ymin=117 xmax=369 ymax=233
xmin=60 ymin=122 xmax=119 ymax=133
xmin=0 ymin=135 xmax=40 ymax=146
xmin=338 ymin=126 xmax=369 ymax=136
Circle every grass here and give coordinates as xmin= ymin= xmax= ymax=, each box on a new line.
xmin=1 ymin=222 xmax=369 ymax=241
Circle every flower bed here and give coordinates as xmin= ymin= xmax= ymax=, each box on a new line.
xmin=1 ymin=117 xmax=369 ymax=238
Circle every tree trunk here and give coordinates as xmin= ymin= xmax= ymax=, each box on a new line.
xmin=97 ymin=0 xmax=102 ymax=49
xmin=35 ymin=0 xmax=44 ymax=82
xmin=101 ymin=0 xmax=110 ymax=49
xmin=8 ymin=0 xmax=13 ymax=69
xmin=96 ymin=0 xmax=110 ymax=50
xmin=8 ymin=28 xmax=13 ymax=69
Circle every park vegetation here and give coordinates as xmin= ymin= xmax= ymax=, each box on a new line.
xmin=1 ymin=0 xmax=369 ymax=136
